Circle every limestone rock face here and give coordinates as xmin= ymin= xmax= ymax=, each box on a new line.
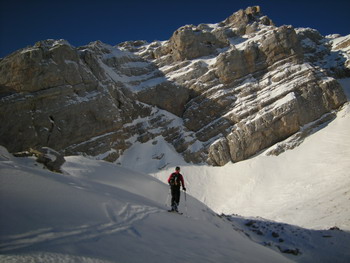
xmin=224 ymin=6 xmax=273 ymax=35
xmin=136 ymin=81 xmax=189 ymax=117
xmin=0 ymin=6 xmax=348 ymax=167
xmin=0 ymin=40 xmax=88 ymax=94
xmin=296 ymin=28 xmax=350 ymax=78
xmin=260 ymin=25 xmax=304 ymax=65
xmin=0 ymin=40 xmax=141 ymax=160
xmin=214 ymin=43 xmax=266 ymax=84
xmin=208 ymin=138 xmax=231 ymax=166
xmin=168 ymin=25 xmax=229 ymax=61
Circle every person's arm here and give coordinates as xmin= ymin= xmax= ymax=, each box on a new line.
xmin=180 ymin=175 xmax=186 ymax=190
xmin=167 ymin=174 xmax=172 ymax=184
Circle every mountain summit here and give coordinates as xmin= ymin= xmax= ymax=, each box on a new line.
xmin=0 ymin=6 xmax=349 ymax=166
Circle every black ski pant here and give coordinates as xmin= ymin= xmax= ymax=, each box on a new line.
xmin=170 ymin=186 xmax=181 ymax=207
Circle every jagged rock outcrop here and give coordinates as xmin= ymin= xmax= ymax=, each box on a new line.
xmin=0 ymin=40 xmax=191 ymax=162
xmin=168 ymin=24 xmax=229 ymax=61
xmin=14 ymin=147 xmax=66 ymax=172
xmin=224 ymin=6 xmax=274 ymax=34
xmin=126 ymin=6 xmax=347 ymax=165
xmin=296 ymin=28 xmax=350 ymax=78
xmin=0 ymin=40 xmax=147 ymax=158
xmin=0 ymin=6 xmax=348 ymax=166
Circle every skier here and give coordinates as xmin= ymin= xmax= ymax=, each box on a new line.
xmin=168 ymin=166 xmax=186 ymax=212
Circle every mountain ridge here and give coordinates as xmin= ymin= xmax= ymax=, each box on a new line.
xmin=0 ymin=6 xmax=349 ymax=166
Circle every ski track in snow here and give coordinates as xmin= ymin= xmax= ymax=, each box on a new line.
xmin=0 ymin=203 xmax=159 ymax=252
xmin=0 ymin=253 xmax=114 ymax=263
xmin=0 ymin=165 xmax=162 ymax=252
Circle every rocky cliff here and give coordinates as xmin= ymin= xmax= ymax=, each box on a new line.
xmin=0 ymin=6 xmax=348 ymax=166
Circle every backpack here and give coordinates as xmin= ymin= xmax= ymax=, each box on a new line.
xmin=169 ymin=173 xmax=181 ymax=186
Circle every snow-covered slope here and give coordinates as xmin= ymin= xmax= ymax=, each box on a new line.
xmin=0 ymin=148 xmax=292 ymax=263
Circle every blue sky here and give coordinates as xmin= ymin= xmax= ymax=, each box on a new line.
xmin=1 ymin=0 xmax=349 ymax=58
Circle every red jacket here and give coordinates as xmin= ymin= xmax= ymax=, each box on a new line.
xmin=168 ymin=172 xmax=185 ymax=187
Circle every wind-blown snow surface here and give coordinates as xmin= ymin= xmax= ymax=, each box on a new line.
xmin=0 ymin=149 xmax=291 ymax=262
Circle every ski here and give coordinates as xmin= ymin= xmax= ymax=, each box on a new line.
xmin=167 ymin=210 xmax=183 ymax=215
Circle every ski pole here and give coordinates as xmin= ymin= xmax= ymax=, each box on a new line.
xmin=184 ymin=190 xmax=188 ymax=216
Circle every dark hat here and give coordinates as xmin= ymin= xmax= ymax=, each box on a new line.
xmin=175 ymin=166 xmax=180 ymax=171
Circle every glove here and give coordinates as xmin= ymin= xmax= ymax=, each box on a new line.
xmin=183 ymin=187 xmax=186 ymax=191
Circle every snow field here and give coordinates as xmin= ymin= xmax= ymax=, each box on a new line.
xmin=0 ymin=148 xmax=291 ymax=263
